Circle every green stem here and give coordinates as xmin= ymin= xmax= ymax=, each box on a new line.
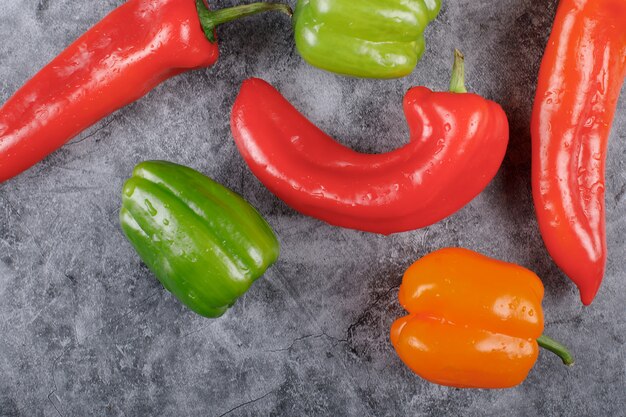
xmin=449 ymin=49 xmax=467 ymax=93
xmin=196 ymin=0 xmax=293 ymax=43
xmin=537 ymin=335 xmax=575 ymax=366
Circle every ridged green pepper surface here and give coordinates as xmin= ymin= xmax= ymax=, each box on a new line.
xmin=294 ymin=0 xmax=442 ymax=79
xmin=120 ymin=161 xmax=280 ymax=318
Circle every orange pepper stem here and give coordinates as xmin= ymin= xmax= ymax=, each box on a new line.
xmin=449 ymin=49 xmax=467 ymax=94
xmin=196 ymin=0 xmax=293 ymax=43
xmin=537 ymin=335 xmax=574 ymax=366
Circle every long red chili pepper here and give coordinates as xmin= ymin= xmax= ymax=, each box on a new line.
xmin=231 ymin=51 xmax=509 ymax=235
xmin=0 ymin=0 xmax=290 ymax=183
xmin=531 ymin=0 xmax=626 ymax=305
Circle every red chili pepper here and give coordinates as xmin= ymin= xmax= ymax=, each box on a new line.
xmin=531 ymin=0 xmax=626 ymax=305
xmin=231 ymin=51 xmax=509 ymax=234
xmin=0 ymin=0 xmax=290 ymax=183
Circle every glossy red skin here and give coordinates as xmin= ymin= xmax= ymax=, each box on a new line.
xmin=531 ymin=0 xmax=626 ymax=305
xmin=0 ymin=0 xmax=218 ymax=183
xmin=231 ymin=78 xmax=509 ymax=235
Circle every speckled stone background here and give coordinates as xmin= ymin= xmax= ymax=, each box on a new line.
xmin=0 ymin=0 xmax=624 ymax=416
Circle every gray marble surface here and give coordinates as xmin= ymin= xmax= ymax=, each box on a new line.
xmin=1 ymin=0 xmax=625 ymax=416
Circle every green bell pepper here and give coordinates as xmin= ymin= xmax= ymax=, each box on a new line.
xmin=120 ymin=161 xmax=280 ymax=318
xmin=293 ymin=0 xmax=441 ymax=79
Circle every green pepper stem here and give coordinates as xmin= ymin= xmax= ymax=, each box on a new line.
xmin=537 ymin=335 xmax=575 ymax=366
xmin=449 ymin=49 xmax=467 ymax=94
xmin=196 ymin=0 xmax=293 ymax=43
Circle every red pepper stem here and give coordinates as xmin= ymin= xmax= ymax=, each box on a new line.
xmin=449 ymin=49 xmax=467 ymax=94
xmin=196 ymin=0 xmax=292 ymax=43
xmin=537 ymin=335 xmax=574 ymax=366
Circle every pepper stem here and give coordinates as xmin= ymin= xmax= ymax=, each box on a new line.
xmin=449 ymin=49 xmax=467 ymax=94
xmin=537 ymin=335 xmax=575 ymax=366
xmin=196 ymin=0 xmax=293 ymax=43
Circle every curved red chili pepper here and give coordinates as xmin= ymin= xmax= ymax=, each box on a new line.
xmin=231 ymin=56 xmax=509 ymax=235
xmin=0 ymin=0 xmax=290 ymax=183
xmin=531 ymin=0 xmax=626 ymax=305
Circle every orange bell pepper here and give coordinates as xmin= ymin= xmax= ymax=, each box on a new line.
xmin=390 ymin=248 xmax=573 ymax=389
